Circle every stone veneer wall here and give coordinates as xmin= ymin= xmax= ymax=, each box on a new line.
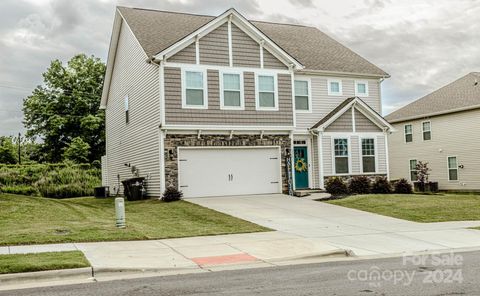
xmin=164 ymin=134 xmax=291 ymax=194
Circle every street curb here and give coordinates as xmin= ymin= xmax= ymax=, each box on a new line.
xmin=0 ymin=267 xmax=93 ymax=285
xmin=92 ymin=266 xmax=200 ymax=277
xmin=265 ymin=249 xmax=353 ymax=263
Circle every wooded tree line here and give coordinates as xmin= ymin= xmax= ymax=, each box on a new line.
xmin=0 ymin=54 xmax=106 ymax=164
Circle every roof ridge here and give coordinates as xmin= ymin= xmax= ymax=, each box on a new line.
xmin=117 ymin=6 xmax=215 ymax=18
xmin=251 ymin=19 xmax=313 ymax=28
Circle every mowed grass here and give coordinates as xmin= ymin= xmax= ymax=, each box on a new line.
xmin=0 ymin=251 xmax=90 ymax=274
xmin=325 ymin=193 xmax=480 ymax=223
xmin=0 ymin=194 xmax=269 ymax=246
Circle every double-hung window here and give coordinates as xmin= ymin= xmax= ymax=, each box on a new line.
xmin=404 ymin=124 xmax=413 ymax=142
xmin=334 ymin=138 xmax=349 ymax=174
xmin=409 ymin=159 xmax=417 ymax=181
xmin=448 ymin=156 xmax=458 ymax=181
xmin=328 ymin=79 xmax=342 ymax=96
xmin=355 ymin=80 xmax=369 ymax=97
xmin=183 ymin=69 xmax=207 ymax=109
xmin=220 ymin=72 xmax=243 ymax=110
xmin=361 ymin=138 xmax=376 ymax=173
xmin=294 ymin=79 xmax=310 ymax=112
xmin=256 ymin=74 xmax=277 ymax=110
xmin=422 ymin=121 xmax=431 ymax=140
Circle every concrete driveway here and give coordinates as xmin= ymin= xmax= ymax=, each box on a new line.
xmin=189 ymin=194 xmax=480 ymax=256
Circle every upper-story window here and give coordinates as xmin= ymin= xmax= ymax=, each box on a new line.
xmin=404 ymin=124 xmax=413 ymax=143
xmin=220 ymin=71 xmax=244 ymax=110
xmin=124 ymin=95 xmax=129 ymax=124
xmin=294 ymin=79 xmax=311 ymax=112
xmin=256 ymin=73 xmax=278 ymax=111
xmin=182 ymin=69 xmax=208 ymax=109
xmin=355 ymin=80 xmax=369 ymax=97
xmin=361 ymin=138 xmax=376 ymax=173
xmin=328 ymin=79 xmax=342 ymax=96
xmin=334 ymin=138 xmax=349 ymax=174
xmin=422 ymin=121 xmax=431 ymax=141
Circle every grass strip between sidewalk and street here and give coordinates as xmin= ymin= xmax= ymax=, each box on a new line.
xmin=0 ymin=251 xmax=90 ymax=274
xmin=325 ymin=193 xmax=480 ymax=223
xmin=0 ymin=194 xmax=269 ymax=246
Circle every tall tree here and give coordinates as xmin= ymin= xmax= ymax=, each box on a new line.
xmin=23 ymin=54 xmax=106 ymax=162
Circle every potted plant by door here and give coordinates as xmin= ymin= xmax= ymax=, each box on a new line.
xmin=413 ymin=161 xmax=438 ymax=193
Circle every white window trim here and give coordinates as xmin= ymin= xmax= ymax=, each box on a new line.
xmin=354 ymin=80 xmax=369 ymax=97
xmin=359 ymin=137 xmax=377 ymax=173
xmin=255 ymin=72 xmax=279 ymax=111
xmin=408 ymin=159 xmax=417 ymax=182
xmin=294 ymin=77 xmax=312 ymax=113
xmin=404 ymin=124 xmax=413 ymax=143
xmin=422 ymin=120 xmax=432 ymax=141
xmin=332 ymin=137 xmax=351 ymax=175
xmin=327 ymin=79 xmax=343 ymax=96
xmin=447 ymin=156 xmax=459 ymax=182
xmin=219 ymin=70 xmax=244 ymax=110
xmin=181 ymin=68 xmax=208 ymax=109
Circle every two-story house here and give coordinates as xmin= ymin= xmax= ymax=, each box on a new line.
xmin=386 ymin=72 xmax=480 ymax=191
xmin=100 ymin=6 xmax=393 ymax=198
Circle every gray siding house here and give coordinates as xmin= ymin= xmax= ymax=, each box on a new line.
xmin=386 ymin=72 xmax=480 ymax=191
xmin=101 ymin=6 xmax=393 ymax=198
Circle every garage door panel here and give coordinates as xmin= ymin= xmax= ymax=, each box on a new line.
xmin=178 ymin=147 xmax=281 ymax=198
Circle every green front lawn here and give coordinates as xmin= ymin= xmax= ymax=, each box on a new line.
xmin=0 ymin=251 xmax=90 ymax=274
xmin=0 ymin=194 xmax=269 ymax=246
xmin=325 ymin=193 xmax=480 ymax=223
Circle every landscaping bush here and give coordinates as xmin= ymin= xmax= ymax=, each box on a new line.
xmin=393 ymin=178 xmax=413 ymax=194
xmin=0 ymin=164 xmax=101 ymax=198
xmin=162 ymin=187 xmax=183 ymax=202
xmin=348 ymin=176 xmax=371 ymax=194
xmin=325 ymin=177 xmax=348 ymax=196
xmin=371 ymin=177 xmax=392 ymax=194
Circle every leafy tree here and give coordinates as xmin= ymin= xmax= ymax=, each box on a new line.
xmin=0 ymin=136 xmax=17 ymax=164
xmin=23 ymin=54 xmax=106 ymax=162
xmin=63 ymin=137 xmax=90 ymax=163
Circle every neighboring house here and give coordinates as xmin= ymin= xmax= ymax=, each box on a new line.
xmin=386 ymin=72 xmax=480 ymax=191
xmin=100 ymin=6 xmax=393 ymax=198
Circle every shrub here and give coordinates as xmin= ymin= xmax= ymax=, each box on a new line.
xmin=0 ymin=185 xmax=38 ymax=196
xmin=393 ymin=178 xmax=413 ymax=194
xmin=371 ymin=177 xmax=392 ymax=194
xmin=325 ymin=177 xmax=348 ymax=196
xmin=348 ymin=176 xmax=371 ymax=194
xmin=35 ymin=166 xmax=100 ymax=198
xmin=162 ymin=187 xmax=183 ymax=202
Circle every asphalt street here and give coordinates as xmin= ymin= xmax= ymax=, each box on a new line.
xmin=3 ymin=250 xmax=479 ymax=296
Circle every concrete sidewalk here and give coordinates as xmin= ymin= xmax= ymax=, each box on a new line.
xmin=1 ymin=232 xmax=347 ymax=275
xmin=189 ymin=194 xmax=480 ymax=256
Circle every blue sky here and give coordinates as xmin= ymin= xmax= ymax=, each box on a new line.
xmin=1 ymin=0 xmax=479 ymax=136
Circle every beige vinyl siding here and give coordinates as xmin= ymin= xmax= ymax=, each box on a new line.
xmin=231 ymin=23 xmax=261 ymax=68
xmin=376 ymin=135 xmax=387 ymax=173
xmin=105 ymin=20 xmax=161 ymax=197
xmin=169 ymin=42 xmax=196 ymax=64
xmin=199 ymin=22 xmax=229 ymax=66
xmin=351 ymin=136 xmax=360 ymax=174
xmin=355 ymin=109 xmax=382 ymax=132
xmin=389 ymin=109 xmax=480 ymax=190
xmin=321 ymin=135 xmax=333 ymax=176
xmin=295 ymin=76 xmax=381 ymax=130
xmin=164 ymin=67 xmax=293 ymax=126
xmin=325 ymin=108 xmax=353 ymax=132
xmin=263 ymin=48 xmax=287 ymax=69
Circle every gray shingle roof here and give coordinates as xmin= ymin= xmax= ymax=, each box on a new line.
xmin=117 ymin=6 xmax=388 ymax=76
xmin=385 ymin=72 xmax=480 ymax=123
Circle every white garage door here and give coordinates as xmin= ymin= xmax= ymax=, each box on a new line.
xmin=178 ymin=147 xmax=282 ymax=198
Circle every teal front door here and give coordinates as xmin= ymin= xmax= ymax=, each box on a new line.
xmin=294 ymin=146 xmax=309 ymax=189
